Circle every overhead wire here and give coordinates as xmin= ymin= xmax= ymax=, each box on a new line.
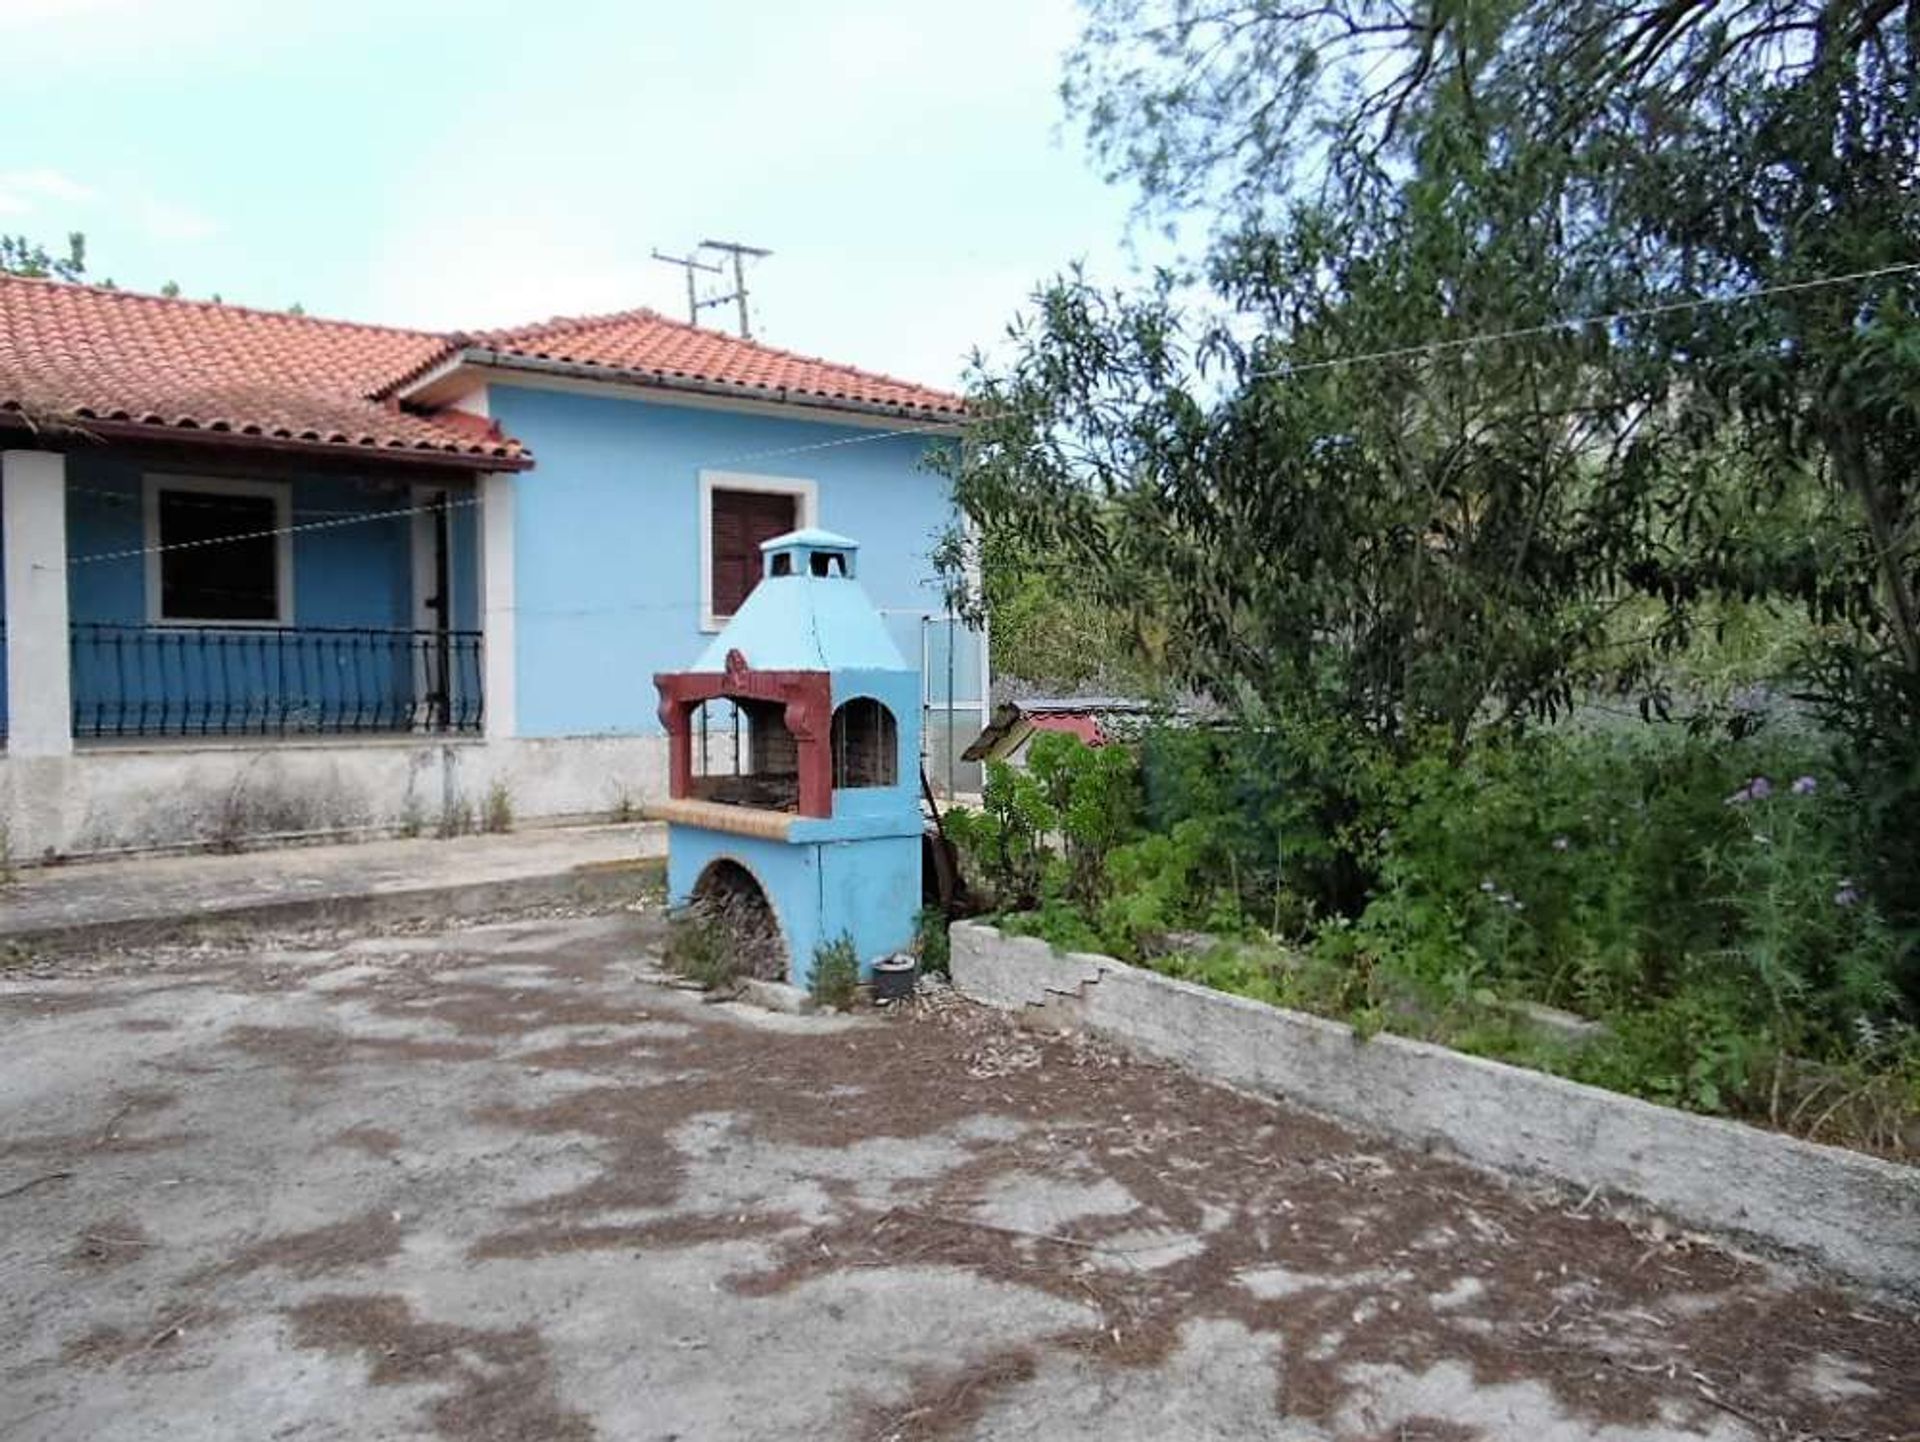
xmin=45 ymin=257 xmax=1919 ymax=578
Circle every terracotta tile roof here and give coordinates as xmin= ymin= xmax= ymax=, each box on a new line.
xmin=0 ymin=279 xmax=962 ymax=472
xmin=0 ymin=275 xmax=527 ymax=466
xmin=961 ymin=698 xmax=1161 ymax=762
xmin=455 ymin=307 xmax=964 ymax=419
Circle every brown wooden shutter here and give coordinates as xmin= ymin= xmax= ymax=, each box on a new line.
xmin=711 ymin=489 xmax=798 ymax=618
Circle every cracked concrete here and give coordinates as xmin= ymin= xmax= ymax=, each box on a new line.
xmin=1 ymin=907 xmax=1915 ymax=1441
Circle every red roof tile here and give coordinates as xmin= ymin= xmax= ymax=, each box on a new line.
xmin=0 ymin=275 xmax=525 ymax=466
xmin=457 ymin=307 xmax=964 ymax=419
xmin=0 ymin=278 xmax=963 ymax=470
xmin=1028 ymin=712 xmax=1110 ymax=746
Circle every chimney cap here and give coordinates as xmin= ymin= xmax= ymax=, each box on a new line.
xmin=760 ymin=526 xmax=859 ymax=554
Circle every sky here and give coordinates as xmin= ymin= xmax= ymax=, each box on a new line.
xmin=0 ymin=0 xmax=1146 ymax=393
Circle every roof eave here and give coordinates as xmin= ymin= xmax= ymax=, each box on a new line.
xmin=405 ymin=347 xmax=967 ymax=431
xmin=0 ymin=408 xmax=533 ymax=472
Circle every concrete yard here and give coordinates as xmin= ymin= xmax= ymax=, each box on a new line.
xmin=1 ymin=904 xmax=1914 ymax=1441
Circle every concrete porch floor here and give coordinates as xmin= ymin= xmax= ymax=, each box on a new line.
xmin=0 ymin=824 xmax=666 ymax=948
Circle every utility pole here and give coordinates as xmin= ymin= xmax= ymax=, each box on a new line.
xmin=651 ymin=249 xmax=723 ymax=325
xmin=699 ymin=239 xmax=772 ymax=339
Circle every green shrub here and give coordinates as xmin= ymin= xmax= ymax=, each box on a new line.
xmin=947 ymin=733 xmax=1145 ymax=914
xmin=1000 ymin=899 xmax=1109 ymax=956
xmin=436 ymin=795 xmax=475 ymax=838
xmin=1350 ymin=728 xmax=1829 ymax=1013
xmin=1141 ymin=707 xmax=1389 ymax=926
xmin=810 ymin=934 xmax=860 ymax=1011
xmin=1565 ymin=982 xmax=1779 ymax=1116
xmin=482 ymin=780 xmax=514 ymax=834
xmin=976 ymin=717 xmax=1918 ymax=1152
xmin=945 ymin=760 xmax=1052 ymax=908
xmin=664 ymin=906 xmax=745 ymax=991
xmin=1028 ymin=731 xmax=1141 ymax=910
xmin=914 ymin=905 xmax=951 ymax=976
xmin=1095 ymin=819 xmax=1242 ymax=957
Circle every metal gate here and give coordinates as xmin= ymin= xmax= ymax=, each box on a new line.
xmin=878 ymin=610 xmax=989 ymax=800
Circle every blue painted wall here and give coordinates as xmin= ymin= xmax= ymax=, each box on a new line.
xmin=665 ymin=830 xmax=921 ymax=987
xmin=59 ymin=450 xmax=479 ymax=733
xmin=486 ymin=384 xmax=958 ymax=738
xmin=63 ymin=450 xmax=442 ymax=627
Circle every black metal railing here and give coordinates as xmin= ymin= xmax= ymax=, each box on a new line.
xmin=71 ymin=623 xmax=483 ymax=739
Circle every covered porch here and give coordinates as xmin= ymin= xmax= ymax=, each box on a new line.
xmin=1 ymin=442 xmax=515 ymax=755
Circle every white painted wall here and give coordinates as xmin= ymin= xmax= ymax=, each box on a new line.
xmin=3 ymin=450 xmax=73 ymax=757
xmin=479 ymin=472 xmax=517 ymax=740
xmin=0 ymin=735 xmax=669 ymax=863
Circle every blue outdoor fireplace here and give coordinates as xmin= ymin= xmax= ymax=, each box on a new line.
xmin=652 ymin=529 xmax=923 ymax=987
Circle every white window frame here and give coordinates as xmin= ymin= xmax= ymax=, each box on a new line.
xmin=143 ymin=473 xmax=295 ymax=627
xmin=698 ymin=469 xmax=818 ymax=632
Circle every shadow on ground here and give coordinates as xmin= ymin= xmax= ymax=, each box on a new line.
xmin=1 ymin=906 xmax=1914 ymax=1440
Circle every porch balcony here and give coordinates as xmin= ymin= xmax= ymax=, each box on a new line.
xmin=69 ymin=622 xmax=483 ymax=739
xmin=3 ymin=445 xmax=513 ymax=757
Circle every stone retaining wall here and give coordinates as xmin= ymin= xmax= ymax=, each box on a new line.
xmin=951 ymin=921 xmax=1920 ymax=1297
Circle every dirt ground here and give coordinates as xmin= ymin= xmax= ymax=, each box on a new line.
xmin=1 ymin=905 xmax=1914 ymax=1441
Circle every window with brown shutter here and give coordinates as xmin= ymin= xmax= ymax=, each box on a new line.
xmin=710 ymin=488 xmax=798 ymax=619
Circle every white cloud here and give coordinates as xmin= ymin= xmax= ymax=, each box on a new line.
xmin=137 ymin=197 xmax=220 ymax=243
xmin=0 ymin=168 xmax=96 ymax=217
xmin=0 ymin=168 xmax=219 ymax=247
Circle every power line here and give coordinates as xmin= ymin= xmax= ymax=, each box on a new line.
xmin=1243 ymin=260 xmax=1920 ymax=380
xmin=57 ymin=493 xmax=484 ymax=568
xmin=658 ymin=259 xmax=1920 ymax=462
xmin=701 ymin=419 xmax=960 ymax=468
xmin=49 ymin=258 xmax=1918 ymax=569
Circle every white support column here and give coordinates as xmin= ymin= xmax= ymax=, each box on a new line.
xmin=478 ymin=471 xmax=517 ymax=740
xmin=3 ymin=449 xmax=72 ymax=756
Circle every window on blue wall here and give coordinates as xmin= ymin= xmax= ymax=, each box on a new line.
xmin=145 ymin=476 xmax=290 ymax=623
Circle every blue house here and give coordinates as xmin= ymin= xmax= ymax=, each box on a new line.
xmin=0 ymin=276 xmax=984 ymax=859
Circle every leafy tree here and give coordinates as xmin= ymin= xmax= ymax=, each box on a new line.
xmin=943 ymin=1 xmax=1920 ymax=978
xmin=0 ymin=231 xmax=86 ymax=280
xmin=946 ymin=154 xmax=1670 ymax=748
xmin=937 ymin=519 xmax=1163 ymax=691
xmin=1058 ymin=0 xmax=1918 ymax=721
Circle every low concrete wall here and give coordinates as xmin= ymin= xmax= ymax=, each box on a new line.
xmin=952 ymin=922 xmax=1920 ymax=1297
xmin=0 ymin=734 xmax=670 ymax=862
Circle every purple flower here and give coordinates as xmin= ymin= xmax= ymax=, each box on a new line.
xmin=1834 ymin=880 xmax=1860 ymax=908
xmin=1748 ymin=776 xmax=1773 ymax=801
xmin=1791 ymin=775 xmax=1818 ymax=796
